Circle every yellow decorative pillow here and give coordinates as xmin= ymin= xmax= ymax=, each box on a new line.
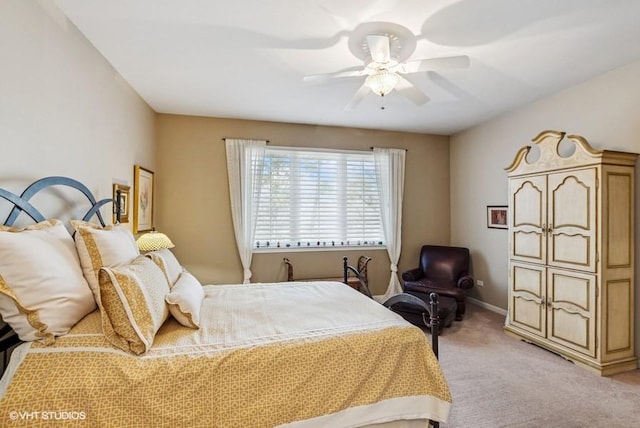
xmin=165 ymin=271 xmax=204 ymax=329
xmin=0 ymin=220 xmax=96 ymax=344
xmin=146 ymin=248 xmax=184 ymax=287
xmin=98 ymin=255 xmax=170 ymax=355
xmin=71 ymin=220 xmax=139 ymax=304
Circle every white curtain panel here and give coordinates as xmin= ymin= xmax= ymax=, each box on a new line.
xmin=225 ymin=139 xmax=266 ymax=284
xmin=373 ymin=148 xmax=406 ymax=301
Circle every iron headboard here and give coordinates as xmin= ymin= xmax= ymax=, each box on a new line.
xmin=0 ymin=176 xmax=118 ymax=227
xmin=0 ymin=176 xmax=120 ymax=368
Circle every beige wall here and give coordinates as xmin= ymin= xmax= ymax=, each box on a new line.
xmin=450 ymin=60 xmax=640 ymax=357
xmin=156 ymin=115 xmax=450 ymax=295
xmin=0 ymin=1 xmax=155 ymax=224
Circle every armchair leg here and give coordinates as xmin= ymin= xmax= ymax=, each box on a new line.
xmin=455 ymin=300 xmax=466 ymax=320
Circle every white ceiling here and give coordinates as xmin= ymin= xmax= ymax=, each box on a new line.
xmin=54 ymin=0 xmax=640 ymax=135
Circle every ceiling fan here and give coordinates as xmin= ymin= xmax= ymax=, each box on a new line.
xmin=303 ymin=33 xmax=470 ymax=109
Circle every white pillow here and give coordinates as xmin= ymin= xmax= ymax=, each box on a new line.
xmin=0 ymin=220 xmax=96 ymax=344
xmin=71 ymin=220 xmax=139 ymax=304
xmin=165 ymin=271 xmax=204 ymax=329
xmin=147 ymin=248 xmax=184 ymax=287
xmin=98 ymin=255 xmax=170 ymax=355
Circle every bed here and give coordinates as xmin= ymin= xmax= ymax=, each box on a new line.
xmin=0 ymin=177 xmax=451 ymax=427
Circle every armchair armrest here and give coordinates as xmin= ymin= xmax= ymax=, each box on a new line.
xmin=402 ymin=268 xmax=424 ymax=282
xmin=457 ymin=275 xmax=474 ymax=290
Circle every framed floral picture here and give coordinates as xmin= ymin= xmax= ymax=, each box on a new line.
xmin=133 ymin=165 xmax=154 ymax=233
xmin=112 ymin=183 xmax=130 ymax=224
xmin=487 ymin=205 xmax=508 ymax=229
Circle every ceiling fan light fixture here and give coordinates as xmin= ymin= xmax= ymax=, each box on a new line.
xmin=365 ymin=69 xmax=400 ymax=96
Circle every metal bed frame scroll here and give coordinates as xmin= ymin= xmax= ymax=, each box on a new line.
xmin=0 ymin=176 xmax=119 ymax=369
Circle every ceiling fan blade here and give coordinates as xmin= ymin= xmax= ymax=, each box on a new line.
xmin=303 ymin=69 xmax=365 ymax=83
xmin=398 ymin=55 xmax=470 ymax=74
xmin=394 ymin=76 xmax=430 ymax=105
xmin=345 ymin=84 xmax=371 ymax=110
xmin=366 ymin=35 xmax=391 ymax=63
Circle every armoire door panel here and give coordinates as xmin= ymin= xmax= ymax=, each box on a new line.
xmin=547 ymin=269 xmax=596 ymax=356
xmin=511 ymin=297 xmax=545 ymax=335
xmin=512 ymin=263 xmax=544 ymax=297
xmin=549 ymin=173 xmax=592 ymax=229
xmin=512 ymin=178 xmax=545 ymax=227
xmin=513 ymin=231 xmax=544 ymax=260
xmin=509 ymin=263 xmax=545 ymax=336
xmin=548 ymin=306 xmax=593 ymax=355
xmin=550 ymin=271 xmax=593 ymax=310
xmin=510 ymin=176 xmax=546 ymax=263
xmin=548 ymin=169 xmax=597 ymax=271
xmin=550 ymin=233 xmax=591 ymax=267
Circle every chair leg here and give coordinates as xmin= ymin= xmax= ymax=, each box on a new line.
xmin=456 ymin=300 xmax=465 ymax=320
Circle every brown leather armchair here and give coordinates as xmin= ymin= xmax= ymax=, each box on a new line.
xmin=402 ymin=245 xmax=474 ymax=320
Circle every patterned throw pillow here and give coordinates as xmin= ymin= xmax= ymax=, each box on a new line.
xmin=146 ymin=248 xmax=184 ymax=287
xmin=71 ymin=220 xmax=139 ymax=304
xmin=0 ymin=220 xmax=95 ymax=344
xmin=165 ymin=271 xmax=204 ymax=329
xmin=98 ymin=255 xmax=170 ymax=355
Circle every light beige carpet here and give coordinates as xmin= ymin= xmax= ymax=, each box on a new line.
xmin=431 ymin=304 xmax=640 ymax=428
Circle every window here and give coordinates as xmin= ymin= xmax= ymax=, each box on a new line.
xmin=254 ymin=147 xmax=383 ymax=249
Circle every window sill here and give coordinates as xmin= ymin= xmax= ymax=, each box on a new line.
xmin=253 ymin=245 xmax=387 ymax=254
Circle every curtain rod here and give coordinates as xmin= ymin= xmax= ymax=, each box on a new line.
xmin=370 ymin=147 xmax=408 ymax=152
xmin=222 ymin=137 xmax=270 ymax=143
xmin=221 ymin=139 xmax=406 ymax=152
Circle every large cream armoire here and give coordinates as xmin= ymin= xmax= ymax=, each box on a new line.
xmin=503 ymin=130 xmax=638 ymax=376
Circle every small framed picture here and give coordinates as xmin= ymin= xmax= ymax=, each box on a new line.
xmin=133 ymin=165 xmax=154 ymax=233
xmin=112 ymin=183 xmax=130 ymax=224
xmin=487 ymin=205 xmax=508 ymax=229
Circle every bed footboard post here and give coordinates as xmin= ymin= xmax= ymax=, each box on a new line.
xmin=427 ymin=293 xmax=441 ymax=428
xmin=429 ymin=292 xmax=439 ymax=359
xmin=343 ymin=256 xmax=348 ymax=283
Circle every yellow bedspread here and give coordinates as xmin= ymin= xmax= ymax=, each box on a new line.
xmin=0 ymin=281 xmax=451 ymax=427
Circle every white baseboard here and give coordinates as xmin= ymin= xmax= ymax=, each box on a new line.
xmin=468 ymin=297 xmax=507 ymax=316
